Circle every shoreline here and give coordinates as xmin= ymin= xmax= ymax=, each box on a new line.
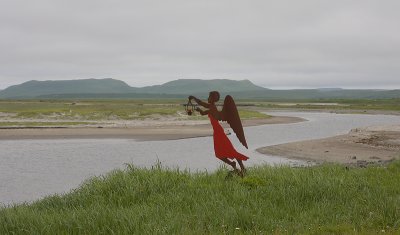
xmin=0 ymin=116 xmax=305 ymax=141
xmin=3 ymin=109 xmax=399 ymax=167
xmin=247 ymin=106 xmax=400 ymax=116
xmin=257 ymin=125 xmax=400 ymax=167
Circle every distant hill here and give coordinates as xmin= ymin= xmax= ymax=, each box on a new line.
xmin=139 ymin=79 xmax=267 ymax=94
xmin=37 ymin=93 xmax=186 ymax=99
xmin=317 ymin=88 xmax=344 ymax=92
xmin=0 ymin=78 xmax=135 ymax=99
xmin=0 ymin=78 xmax=267 ymax=99
xmin=225 ymin=89 xmax=400 ymax=99
xmin=0 ymin=78 xmax=399 ymax=99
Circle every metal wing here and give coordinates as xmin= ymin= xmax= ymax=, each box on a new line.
xmin=221 ymin=95 xmax=248 ymax=149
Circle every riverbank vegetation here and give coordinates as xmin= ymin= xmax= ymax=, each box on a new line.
xmin=0 ymin=98 xmax=398 ymax=127
xmin=1 ymin=161 xmax=399 ymax=234
xmin=1 ymin=98 xmax=399 ymax=120
xmin=0 ymin=121 xmax=97 ymax=127
xmin=0 ymin=99 xmax=269 ymax=122
xmin=253 ymin=98 xmax=400 ymax=112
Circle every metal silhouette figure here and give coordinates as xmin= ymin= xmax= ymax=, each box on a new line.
xmin=189 ymin=91 xmax=249 ymax=176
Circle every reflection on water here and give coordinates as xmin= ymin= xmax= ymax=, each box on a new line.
xmin=1 ymin=112 xmax=399 ymax=205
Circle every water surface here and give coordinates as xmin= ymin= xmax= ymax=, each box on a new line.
xmin=1 ymin=112 xmax=399 ymax=205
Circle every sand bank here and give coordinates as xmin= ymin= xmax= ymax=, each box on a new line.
xmin=258 ymin=125 xmax=400 ymax=166
xmin=0 ymin=116 xmax=305 ymax=141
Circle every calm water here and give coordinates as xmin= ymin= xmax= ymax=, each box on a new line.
xmin=1 ymin=112 xmax=400 ymax=205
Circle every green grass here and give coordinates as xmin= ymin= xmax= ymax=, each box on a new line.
xmin=1 ymin=99 xmax=398 ymax=121
xmin=1 ymin=162 xmax=400 ymax=234
xmin=255 ymin=98 xmax=400 ymax=112
xmin=0 ymin=100 xmax=182 ymax=120
xmin=0 ymin=122 xmax=96 ymax=127
xmin=0 ymin=99 xmax=270 ymax=121
xmin=238 ymin=109 xmax=270 ymax=119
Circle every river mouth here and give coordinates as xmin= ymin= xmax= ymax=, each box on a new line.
xmin=1 ymin=111 xmax=400 ymax=205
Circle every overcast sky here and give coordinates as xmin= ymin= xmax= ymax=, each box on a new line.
xmin=1 ymin=0 xmax=399 ymax=89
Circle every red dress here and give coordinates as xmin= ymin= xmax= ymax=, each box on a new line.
xmin=209 ymin=114 xmax=249 ymax=161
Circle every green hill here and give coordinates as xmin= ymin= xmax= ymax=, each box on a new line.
xmin=0 ymin=78 xmax=135 ymax=98
xmin=225 ymin=89 xmax=400 ymax=100
xmin=140 ymin=79 xmax=267 ymax=94
xmin=0 ymin=78 xmax=267 ymax=99
xmin=0 ymin=78 xmax=399 ymax=99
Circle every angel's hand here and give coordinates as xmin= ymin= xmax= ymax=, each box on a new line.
xmin=196 ymin=108 xmax=209 ymax=116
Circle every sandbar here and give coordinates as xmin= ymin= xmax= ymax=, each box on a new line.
xmin=0 ymin=116 xmax=305 ymax=141
xmin=258 ymin=125 xmax=400 ymax=167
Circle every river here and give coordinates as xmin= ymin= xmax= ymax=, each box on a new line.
xmin=1 ymin=112 xmax=399 ymax=205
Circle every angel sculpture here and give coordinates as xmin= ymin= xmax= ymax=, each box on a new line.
xmin=189 ymin=91 xmax=249 ymax=176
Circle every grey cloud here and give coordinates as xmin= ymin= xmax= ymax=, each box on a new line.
xmin=0 ymin=0 xmax=399 ymax=89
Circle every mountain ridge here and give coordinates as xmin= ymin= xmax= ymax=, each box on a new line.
xmin=0 ymin=78 xmax=136 ymax=98
xmin=0 ymin=78 xmax=399 ymax=99
xmin=0 ymin=78 xmax=267 ymax=98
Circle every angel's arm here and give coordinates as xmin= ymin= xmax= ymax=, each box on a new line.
xmin=195 ymin=107 xmax=209 ymax=116
xmin=188 ymin=96 xmax=210 ymax=108
xmin=196 ymin=105 xmax=221 ymax=119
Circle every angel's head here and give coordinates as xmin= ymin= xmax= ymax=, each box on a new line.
xmin=208 ymin=91 xmax=220 ymax=104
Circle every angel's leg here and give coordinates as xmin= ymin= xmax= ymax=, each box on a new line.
xmin=221 ymin=158 xmax=237 ymax=170
xmin=237 ymin=160 xmax=246 ymax=176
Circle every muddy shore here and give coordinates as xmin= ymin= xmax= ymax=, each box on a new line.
xmin=0 ymin=116 xmax=305 ymax=141
xmin=258 ymin=125 xmax=400 ymax=167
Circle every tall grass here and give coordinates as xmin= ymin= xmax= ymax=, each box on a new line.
xmin=0 ymin=122 xmax=96 ymax=127
xmin=0 ymin=100 xmax=269 ymax=121
xmin=256 ymin=98 xmax=400 ymax=112
xmin=1 ymin=162 xmax=400 ymax=234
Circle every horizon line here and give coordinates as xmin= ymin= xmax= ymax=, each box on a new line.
xmin=0 ymin=78 xmax=399 ymax=91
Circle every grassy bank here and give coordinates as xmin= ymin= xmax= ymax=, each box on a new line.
xmin=1 ymin=162 xmax=400 ymax=234
xmin=0 ymin=121 xmax=97 ymax=127
xmin=254 ymin=98 xmax=400 ymax=112
xmin=1 ymin=99 xmax=399 ymax=122
xmin=0 ymin=99 xmax=182 ymax=120
xmin=0 ymin=99 xmax=269 ymax=121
